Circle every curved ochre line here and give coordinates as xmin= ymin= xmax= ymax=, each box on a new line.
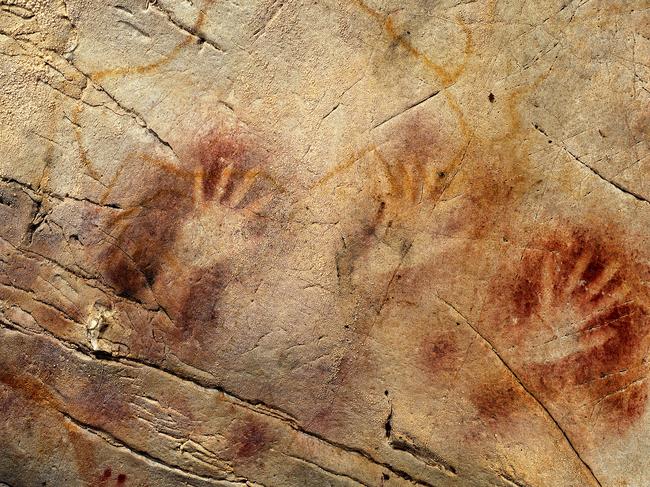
xmin=70 ymin=105 xmax=103 ymax=180
xmin=352 ymin=0 xmax=474 ymax=88
xmin=91 ymin=10 xmax=207 ymax=82
xmin=314 ymin=1 xmax=477 ymax=188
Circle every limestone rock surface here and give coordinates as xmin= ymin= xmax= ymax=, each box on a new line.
xmin=1 ymin=0 xmax=649 ymax=486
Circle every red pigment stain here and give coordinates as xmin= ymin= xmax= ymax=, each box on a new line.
xmin=470 ymin=382 xmax=525 ymax=427
xmin=482 ymin=223 xmax=650 ymax=435
xmin=419 ymin=334 xmax=460 ymax=375
xmin=96 ymin=125 xmax=275 ymax=340
xmin=100 ymin=468 xmax=112 ymax=481
xmin=232 ymin=420 xmax=270 ymax=459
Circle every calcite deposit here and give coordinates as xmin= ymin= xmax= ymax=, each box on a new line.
xmin=1 ymin=0 xmax=649 ymax=486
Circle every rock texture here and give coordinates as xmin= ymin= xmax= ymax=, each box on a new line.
xmin=1 ymin=0 xmax=649 ymax=486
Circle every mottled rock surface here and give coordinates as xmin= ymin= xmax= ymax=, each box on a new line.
xmin=1 ymin=0 xmax=649 ymax=486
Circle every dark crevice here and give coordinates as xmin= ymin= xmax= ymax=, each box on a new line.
xmin=150 ymin=3 xmax=225 ymax=52
xmin=384 ymin=407 xmax=392 ymax=438
xmin=0 ymin=175 xmax=123 ymax=210
xmin=533 ymin=123 xmax=553 ymax=144
xmin=389 ymin=435 xmax=457 ymax=477
xmin=498 ymin=472 xmax=532 ymax=487
xmin=285 ymin=454 xmax=370 ymax=487
xmin=564 ymin=147 xmax=649 ymax=206
xmin=0 ymin=323 xmax=437 ymax=487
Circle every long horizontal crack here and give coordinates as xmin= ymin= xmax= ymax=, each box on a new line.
xmin=0 ymin=175 xmax=122 ymax=210
xmin=563 ymin=146 xmax=649 ymax=206
xmin=74 ymin=71 xmax=180 ymax=161
xmin=0 ymin=282 xmax=83 ymax=327
xmin=372 ymin=90 xmax=441 ymax=130
xmin=498 ymin=473 xmax=530 ymax=487
xmin=151 ymin=3 xmax=225 ymax=53
xmin=0 ymin=322 xmax=434 ymax=486
xmin=282 ymin=454 xmax=369 ymax=487
xmin=116 ymin=356 xmax=437 ymax=487
xmin=2 ymin=35 xmax=175 ymax=159
xmin=388 ymin=436 xmax=457 ymax=477
xmin=14 ymin=39 xmax=182 ymax=163
xmin=61 ymin=413 xmax=241 ymax=485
